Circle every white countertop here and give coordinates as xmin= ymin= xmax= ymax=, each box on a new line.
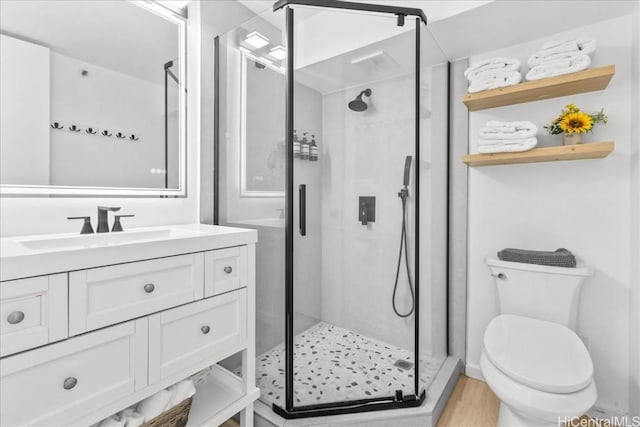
xmin=0 ymin=224 xmax=257 ymax=281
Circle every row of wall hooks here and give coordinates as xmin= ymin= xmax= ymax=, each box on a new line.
xmin=50 ymin=122 xmax=140 ymax=142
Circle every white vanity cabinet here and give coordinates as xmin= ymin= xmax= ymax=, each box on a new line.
xmin=1 ymin=319 xmax=148 ymax=427
xmin=0 ymin=225 xmax=258 ymax=427
xmin=0 ymin=274 xmax=67 ymax=357
xmin=69 ymin=253 xmax=205 ymax=335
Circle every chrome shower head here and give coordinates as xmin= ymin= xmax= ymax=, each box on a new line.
xmin=348 ymin=88 xmax=372 ymax=112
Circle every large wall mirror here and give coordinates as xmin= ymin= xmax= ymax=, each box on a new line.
xmin=0 ymin=0 xmax=186 ymax=196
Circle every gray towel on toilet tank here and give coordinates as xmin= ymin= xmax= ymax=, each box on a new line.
xmin=497 ymin=248 xmax=576 ymax=268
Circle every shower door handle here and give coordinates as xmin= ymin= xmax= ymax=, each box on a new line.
xmin=299 ymin=184 xmax=306 ymax=236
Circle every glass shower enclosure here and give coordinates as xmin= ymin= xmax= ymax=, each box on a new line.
xmin=216 ymin=0 xmax=449 ymax=419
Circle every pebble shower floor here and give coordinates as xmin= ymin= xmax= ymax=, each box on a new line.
xmin=251 ymin=322 xmax=444 ymax=407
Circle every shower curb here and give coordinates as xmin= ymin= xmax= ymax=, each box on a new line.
xmin=253 ymin=356 xmax=463 ymax=427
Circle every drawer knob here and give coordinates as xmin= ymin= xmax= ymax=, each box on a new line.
xmin=144 ymin=283 xmax=155 ymax=293
xmin=63 ymin=377 xmax=78 ymax=390
xmin=223 ymin=266 xmax=233 ymax=274
xmin=201 ymin=325 xmax=211 ymax=335
xmin=7 ymin=311 xmax=25 ymax=325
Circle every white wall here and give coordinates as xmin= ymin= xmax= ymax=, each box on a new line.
xmin=0 ymin=35 xmax=50 ymax=186
xmin=49 ymin=52 xmax=169 ymax=189
xmin=0 ymin=3 xmax=201 ymax=237
xmin=466 ymin=15 xmax=634 ymax=414
xmin=629 ymin=2 xmax=640 ymax=419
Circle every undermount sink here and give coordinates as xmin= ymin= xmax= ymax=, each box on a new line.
xmin=17 ymin=228 xmax=199 ymax=251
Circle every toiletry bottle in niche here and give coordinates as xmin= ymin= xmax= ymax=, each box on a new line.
xmin=300 ymin=132 xmax=310 ymax=160
xmin=293 ymin=129 xmax=301 ymax=159
xmin=310 ymin=135 xmax=318 ymax=161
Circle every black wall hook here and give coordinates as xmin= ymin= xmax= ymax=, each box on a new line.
xmin=69 ymin=125 xmax=81 ymax=132
xmin=51 ymin=122 xmax=64 ymax=130
xmin=101 ymin=130 xmax=112 ymax=137
xmin=129 ymin=134 xmax=139 ymax=141
xmin=86 ymin=127 xmax=97 ymax=135
xmin=115 ymin=132 xmax=126 ymax=139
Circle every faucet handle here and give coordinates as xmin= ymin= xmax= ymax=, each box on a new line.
xmin=67 ymin=216 xmax=94 ymax=234
xmin=112 ymin=215 xmax=134 ymax=232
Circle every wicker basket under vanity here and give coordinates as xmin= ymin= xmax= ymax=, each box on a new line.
xmin=141 ymin=398 xmax=193 ymax=427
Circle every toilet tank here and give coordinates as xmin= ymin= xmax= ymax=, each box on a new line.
xmin=486 ymin=257 xmax=593 ymax=330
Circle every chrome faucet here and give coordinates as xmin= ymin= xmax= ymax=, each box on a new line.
xmin=97 ymin=206 xmax=120 ymax=233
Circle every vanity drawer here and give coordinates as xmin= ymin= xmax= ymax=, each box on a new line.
xmin=204 ymin=246 xmax=248 ymax=297
xmin=149 ymin=288 xmax=247 ymax=382
xmin=69 ymin=254 xmax=204 ymax=335
xmin=0 ymin=319 xmax=147 ymax=427
xmin=0 ymin=274 xmax=67 ymax=357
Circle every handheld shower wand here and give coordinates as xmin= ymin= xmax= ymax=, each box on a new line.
xmin=393 ymin=156 xmax=415 ymax=318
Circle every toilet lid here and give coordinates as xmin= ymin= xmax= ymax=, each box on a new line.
xmin=483 ymin=314 xmax=593 ymax=394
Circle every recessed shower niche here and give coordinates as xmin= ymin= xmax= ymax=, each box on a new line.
xmin=216 ymin=0 xmax=450 ymax=419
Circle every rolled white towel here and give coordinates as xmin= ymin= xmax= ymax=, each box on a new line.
xmin=526 ymin=54 xmax=591 ymax=81
xmin=136 ymin=388 xmax=174 ymax=422
xmin=479 ymin=121 xmax=538 ymax=140
xmin=529 ymin=38 xmax=596 ymax=66
xmin=122 ymin=409 xmax=144 ymax=427
xmin=98 ymin=414 xmax=125 ymax=427
xmin=167 ymin=379 xmax=196 ymax=409
xmin=477 ymin=138 xmax=538 ymax=154
xmin=464 ymin=57 xmax=520 ymax=81
xmin=468 ymin=71 xmax=522 ymax=93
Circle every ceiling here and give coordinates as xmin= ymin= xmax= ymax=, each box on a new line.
xmin=0 ymin=1 xmax=180 ymax=85
xmin=429 ymin=0 xmax=638 ymax=60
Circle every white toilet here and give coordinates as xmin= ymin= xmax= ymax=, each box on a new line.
xmin=480 ymin=257 xmax=597 ymax=427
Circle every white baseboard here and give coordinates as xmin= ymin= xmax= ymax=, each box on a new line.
xmin=464 ymin=363 xmax=484 ymax=381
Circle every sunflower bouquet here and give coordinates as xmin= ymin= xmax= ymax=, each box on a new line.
xmin=544 ymin=103 xmax=608 ymax=135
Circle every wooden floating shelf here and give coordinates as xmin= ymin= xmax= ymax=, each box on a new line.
xmin=462 ymin=141 xmax=614 ymax=167
xmin=463 ymin=65 xmax=615 ymax=111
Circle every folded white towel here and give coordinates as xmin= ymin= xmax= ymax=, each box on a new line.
xmin=468 ymin=71 xmax=522 ymax=93
xmin=526 ymin=54 xmax=591 ymax=81
xmin=486 ymin=120 xmax=535 ymax=129
xmin=528 ymin=38 xmax=596 ymax=67
xmin=477 ymin=138 xmax=538 ymax=154
xmin=464 ymin=57 xmax=521 ymax=81
xmin=167 ymin=379 xmax=196 ymax=409
xmin=98 ymin=414 xmax=125 ymax=427
xmin=480 ymin=125 xmax=516 ymax=133
xmin=136 ymin=388 xmax=174 ymax=422
xmin=479 ymin=121 xmax=538 ymax=140
xmin=122 ymin=409 xmax=144 ymax=427
xmin=478 ymin=137 xmax=536 ymax=146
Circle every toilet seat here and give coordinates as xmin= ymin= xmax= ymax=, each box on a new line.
xmin=484 ymin=314 xmax=593 ymax=393
xmin=480 ymin=350 xmax=597 ymax=424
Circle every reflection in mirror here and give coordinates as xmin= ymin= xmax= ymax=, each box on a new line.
xmin=0 ymin=0 xmax=185 ymax=195
xmin=241 ymin=51 xmax=285 ymax=197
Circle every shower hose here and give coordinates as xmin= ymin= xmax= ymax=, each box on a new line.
xmin=392 ymin=188 xmax=415 ymax=318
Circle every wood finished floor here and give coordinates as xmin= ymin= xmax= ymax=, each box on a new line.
xmin=437 ymin=376 xmax=603 ymax=427
xmin=437 ymin=375 xmax=500 ymax=427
